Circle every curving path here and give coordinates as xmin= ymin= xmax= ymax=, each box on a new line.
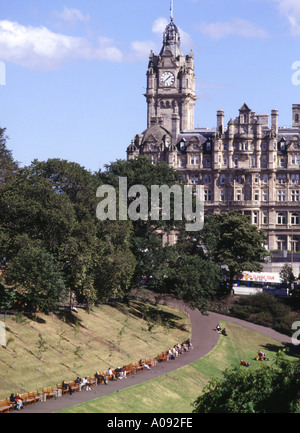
xmin=14 ymin=302 xmax=292 ymax=413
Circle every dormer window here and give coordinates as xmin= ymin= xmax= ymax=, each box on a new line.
xmin=279 ymin=138 xmax=286 ymax=151
xmin=180 ymin=139 xmax=186 ymax=151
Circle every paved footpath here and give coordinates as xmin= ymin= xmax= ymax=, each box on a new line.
xmin=13 ymin=303 xmax=293 ymax=414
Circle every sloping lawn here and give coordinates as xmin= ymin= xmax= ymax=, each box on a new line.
xmin=59 ymin=320 xmax=298 ymax=413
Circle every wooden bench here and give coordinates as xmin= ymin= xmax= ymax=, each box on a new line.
xmin=27 ymin=390 xmax=42 ymax=404
xmin=20 ymin=390 xmax=42 ymax=406
xmin=68 ymin=380 xmax=80 ymax=392
xmin=103 ymin=370 xmax=115 ymax=382
xmin=124 ymin=364 xmax=133 ymax=375
xmin=87 ymin=376 xmax=96 ymax=387
xmin=56 ymin=384 xmax=69 ymax=396
xmin=42 ymin=387 xmax=58 ymax=400
xmin=132 ymin=361 xmax=144 ymax=373
xmin=95 ymin=373 xmax=108 ymax=385
xmin=158 ymin=352 xmax=168 ymax=362
xmin=0 ymin=398 xmax=14 ymax=413
xmin=144 ymin=358 xmax=155 ymax=367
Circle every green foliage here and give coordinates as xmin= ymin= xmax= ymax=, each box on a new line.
xmin=0 ymin=282 xmax=16 ymax=310
xmin=0 ymin=128 xmax=18 ymax=190
xmin=192 ymin=353 xmax=300 ymax=413
xmin=200 ymin=211 xmax=269 ymax=291
xmin=36 ymin=333 xmax=47 ymax=360
xmin=149 ymin=253 xmax=221 ymax=313
xmin=229 ymin=293 xmax=294 ymax=335
xmin=0 ymin=138 xmax=274 ymax=317
xmin=280 ymin=263 xmax=295 ymax=288
xmin=6 ymin=246 xmax=67 ymax=313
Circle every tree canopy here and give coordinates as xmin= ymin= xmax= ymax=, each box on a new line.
xmin=0 ymin=131 xmax=269 ymax=314
xmin=192 ymin=353 xmax=300 ymax=413
xmin=200 ymin=211 xmax=269 ymax=292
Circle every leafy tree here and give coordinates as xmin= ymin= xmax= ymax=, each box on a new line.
xmin=5 ymin=246 xmax=67 ymax=313
xmin=95 ymin=220 xmax=136 ymax=303
xmin=97 ymin=156 xmax=184 ymax=236
xmin=0 ymin=128 xmax=18 ymax=189
xmin=97 ymin=156 xmax=185 ymax=289
xmin=200 ymin=211 xmax=269 ymax=292
xmin=280 ymin=263 xmax=295 ymax=290
xmin=192 ymin=353 xmax=300 ymax=413
xmin=149 ymin=252 xmax=221 ymax=313
xmin=0 ymin=168 xmax=77 ymax=262
xmin=0 ymin=282 xmax=16 ymax=310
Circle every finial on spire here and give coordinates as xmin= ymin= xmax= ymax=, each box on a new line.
xmin=170 ymin=0 xmax=174 ymax=21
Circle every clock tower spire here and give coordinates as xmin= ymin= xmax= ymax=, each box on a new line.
xmin=144 ymin=10 xmax=197 ymax=140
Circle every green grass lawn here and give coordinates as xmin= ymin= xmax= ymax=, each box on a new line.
xmin=58 ymin=320 xmax=299 ymax=413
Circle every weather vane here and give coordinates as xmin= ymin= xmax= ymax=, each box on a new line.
xmin=170 ymin=0 xmax=174 ymax=20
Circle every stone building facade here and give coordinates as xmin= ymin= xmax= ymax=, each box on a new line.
xmin=127 ymin=17 xmax=300 ymax=255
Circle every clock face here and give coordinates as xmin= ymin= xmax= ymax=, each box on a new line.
xmin=160 ymin=71 xmax=175 ymax=87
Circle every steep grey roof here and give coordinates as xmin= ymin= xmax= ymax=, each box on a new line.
xmin=141 ymin=123 xmax=170 ymax=145
xmin=160 ymin=19 xmax=183 ymax=58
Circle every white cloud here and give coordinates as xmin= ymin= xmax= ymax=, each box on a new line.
xmin=130 ymin=40 xmax=157 ymax=60
xmin=0 ymin=20 xmax=123 ymax=69
xmin=199 ymin=18 xmax=269 ymax=40
xmin=56 ymin=7 xmax=90 ymax=24
xmin=152 ymin=17 xmax=168 ymax=35
xmin=275 ymin=0 xmax=300 ymax=36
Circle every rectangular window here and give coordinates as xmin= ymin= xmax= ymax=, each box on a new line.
xmin=291 ymin=190 xmax=300 ymax=201
xmin=277 ymin=174 xmax=286 ymax=184
xmin=204 ymin=189 xmax=212 ymax=201
xmin=277 ymin=235 xmax=287 ymax=250
xmin=277 ymin=190 xmax=286 ymax=201
xmin=263 ymin=212 xmax=268 ymax=225
xmin=280 ymin=158 xmax=286 ymax=167
xmin=263 ymin=190 xmax=268 ymax=201
xmin=253 ymin=211 xmax=258 ymax=224
xmin=204 ymin=174 xmax=211 ymax=184
xmin=291 ymin=155 xmax=300 ymax=165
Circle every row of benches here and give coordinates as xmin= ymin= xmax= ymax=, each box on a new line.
xmin=0 ymin=358 xmax=157 ymax=412
xmin=0 ymin=342 xmax=192 ymax=413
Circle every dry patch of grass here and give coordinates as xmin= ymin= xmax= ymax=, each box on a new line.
xmin=0 ymin=301 xmax=190 ymax=399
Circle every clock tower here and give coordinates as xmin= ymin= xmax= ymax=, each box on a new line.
xmin=145 ymin=16 xmax=197 ymax=142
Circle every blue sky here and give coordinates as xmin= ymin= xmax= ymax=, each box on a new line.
xmin=1 ymin=0 xmax=300 ymax=172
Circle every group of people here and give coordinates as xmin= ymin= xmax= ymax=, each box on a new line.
xmin=9 ymin=393 xmax=24 ymax=410
xmin=100 ymin=360 xmax=151 ymax=383
xmin=61 ymin=376 xmax=93 ymax=395
xmin=255 ymin=350 xmax=269 ymax=361
xmin=215 ymin=324 xmax=227 ymax=336
xmin=167 ymin=340 xmax=193 ymax=360
xmin=241 ymin=350 xmax=269 ymax=367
